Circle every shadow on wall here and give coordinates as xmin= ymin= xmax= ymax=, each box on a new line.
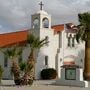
xmin=35 ymin=51 xmax=46 ymax=79
xmin=77 ymin=49 xmax=85 ymax=68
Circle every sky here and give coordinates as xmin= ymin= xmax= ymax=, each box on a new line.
xmin=0 ymin=0 xmax=90 ymax=34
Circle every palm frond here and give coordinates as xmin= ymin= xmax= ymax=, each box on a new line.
xmin=2 ymin=46 xmax=23 ymax=59
xmin=39 ymin=38 xmax=47 ymax=45
xmin=16 ymin=47 xmax=23 ymax=56
xmin=27 ymin=34 xmax=35 ymax=45
xmin=76 ymin=12 xmax=90 ymax=42
xmin=27 ymin=33 xmax=48 ymax=49
xmin=19 ymin=62 xmax=26 ymax=71
xmin=3 ymin=48 xmax=13 ymax=58
xmin=38 ymin=41 xmax=49 ymax=48
xmin=32 ymin=37 xmax=40 ymax=48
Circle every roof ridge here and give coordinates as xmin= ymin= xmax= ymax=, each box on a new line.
xmin=52 ymin=24 xmax=64 ymax=27
xmin=0 ymin=29 xmax=29 ymax=35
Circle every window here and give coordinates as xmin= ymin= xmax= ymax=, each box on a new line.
xmin=42 ymin=18 xmax=49 ymax=28
xmin=33 ymin=18 xmax=39 ymax=28
xmin=45 ymin=56 xmax=48 ymax=66
xmin=4 ymin=56 xmax=8 ymax=67
xmin=67 ymin=34 xmax=72 ymax=47
xmin=67 ymin=34 xmax=76 ymax=48
xmin=45 ymin=36 xmax=49 ymax=46
xmin=67 ymin=37 xmax=70 ymax=47
xmin=72 ymin=37 xmax=75 ymax=47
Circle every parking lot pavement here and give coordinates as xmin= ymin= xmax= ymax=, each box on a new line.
xmin=0 ymin=80 xmax=90 ymax=90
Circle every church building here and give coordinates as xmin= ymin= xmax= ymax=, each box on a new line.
xmin=0 ymin=2 xmax=85 ymax=79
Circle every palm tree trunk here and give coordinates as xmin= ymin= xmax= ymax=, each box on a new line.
xmin=28 ymin=48 xmax=35 ymax=79
xmin=21 ymin=48 xmax=35 ymax=85
xmin=12 ymin=61 xmax=20 ymax=79
xmin=11 ymin=58 xmax=20 ymax=85
xmin=84 ymin=40 xmax=90 ymax=80
xmin=28 ymin=48 xmax=35 ymax=63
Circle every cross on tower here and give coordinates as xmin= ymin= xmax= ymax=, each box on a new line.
xmin=39 ymin=1 xmax=44 ymax=10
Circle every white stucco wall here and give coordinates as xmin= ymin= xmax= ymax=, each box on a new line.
xmin=58 ymin=30 xmax=85 ymax=79
xmin=0 ymin=51 xmax=13 ymax=79
xmin=34 ymin=28 xmax=59 ymax=79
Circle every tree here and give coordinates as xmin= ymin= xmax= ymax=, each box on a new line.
xmin=76 ymin=12 xmax=90 ymax=80
xmin=2 ymin=46 xmax=23 ymax=85
xmin=19 ymin=61 xmax=33 ymax=85
xmin=0 ymin=65 xmax=3 ymax=83
xmin=21 ymin=33 xmax=48 ymax=84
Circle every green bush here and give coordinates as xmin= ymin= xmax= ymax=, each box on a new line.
xmin=0 ymin=65 xmax=3 ymax=83
xmin=41 ymin=68 xmax=57 ymax=80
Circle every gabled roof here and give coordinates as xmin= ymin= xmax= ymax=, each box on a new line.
xmin=0 ymin=30 xmax=28 ymax=48
xmin=0 ymin=24 xmax=64 ymax=48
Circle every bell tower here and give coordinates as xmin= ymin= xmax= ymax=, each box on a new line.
xmin=31 ymin=1 xmax=51 ymax=32
xmin=30 ymin=2 xmax=56 ymax=80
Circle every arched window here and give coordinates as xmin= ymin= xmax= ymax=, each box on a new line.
xmin=42 ymin=18 xmax=49 ymax=28
xmin=67 ymin=34 xmax=72 ymax=47
xmin=33 ymin=18 xmax=39 ymax=28
xmin=72 ymin=36 xmax=75 ymax=47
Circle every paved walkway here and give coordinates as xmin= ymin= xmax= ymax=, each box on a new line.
xmin=0 ymin=80 xmax=90 ymax=90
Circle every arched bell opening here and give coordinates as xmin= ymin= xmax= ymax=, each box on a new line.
xmin=33 ymin=18 xmax=39 ymax=28
xmin=42 ymin=18 xmax=49 ymax=28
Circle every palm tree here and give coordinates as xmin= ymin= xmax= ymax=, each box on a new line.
xmin=76 ymin=12 xmax=90 ymax=80
xmin=21 ymin=33 xmax=48 ymax=85
xmin=2 ymin=46 xmax=23 ymax=84
xmin=0 ymin=65 xmax=3 ymax=83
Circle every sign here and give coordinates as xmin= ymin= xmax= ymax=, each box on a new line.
xmin=65 ymin=68 xmax=76 ymax=80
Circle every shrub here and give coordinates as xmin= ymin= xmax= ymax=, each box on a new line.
xmin=41 ymin=68 xmax=57 ymax=80
xmin=0 ymin=65 xmax=3 ymax=83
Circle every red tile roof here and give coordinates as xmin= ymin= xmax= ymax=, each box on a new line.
xmin=0 ymin=30 xmax=28 ymax=48
xmin=52 ymin=24 xmax=64 ymax=34
xmin=0 ymin=24 xmax=64 ymax=48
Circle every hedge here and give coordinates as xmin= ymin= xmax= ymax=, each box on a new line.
xmin=41 ymin=68 xmax=57 ymax=80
